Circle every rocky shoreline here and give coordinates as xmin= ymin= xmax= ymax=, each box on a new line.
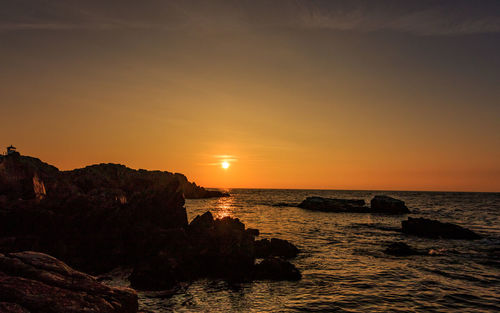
xmin=0 ymin=153 xmax=301 ymax=312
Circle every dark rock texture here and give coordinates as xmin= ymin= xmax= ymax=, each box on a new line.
xmin=0 ymin=154 xmax=228 ymax=273
xmin=384 ymin=242 xmax=424 ymax=256
xmin=298 ymin=196 xmax=410 ymax=214
xmin=298 ymin=197 xmax=368 ymax=212
xmin=130 ymin=212 xmax=302 ymax=290
xmin=0 ymin=251 xmax=138 ymax=313
xmin=0 ymin=153 xmax=301 ymax=294
xmin=253 ymin=257 xmax=301 ymax=281
xmin=255 ymin=238 xmax=299 ymax=259
xmin=402 ymin=217 xmax=481 ymax=240
xmin=371 ymin=195 xmax=410 ymax=214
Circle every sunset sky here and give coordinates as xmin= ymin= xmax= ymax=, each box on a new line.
xmin=1 ymin=0 xmax=499 ymax=192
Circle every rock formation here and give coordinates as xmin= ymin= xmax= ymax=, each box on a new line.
xmin=0 ymin=152 xmax=301 ymax=298
xmin=129 ymin=212 xmax=301 ymax=290
xmin=370 ymin=195 xmax=410 ymax=214
xmin=0 ymin=251 xmax=138 ymax=313
xmin=402 ymin=217 xmax=481 ymax=239
xmin=298 ymin=195 xmax=409 ymax=214
xmin=298 ymin=197 xmax=368 ymax=212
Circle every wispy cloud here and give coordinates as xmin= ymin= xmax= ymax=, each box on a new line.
xmin=1 ymin=0 xmax=499 ymax=35
xmin=296 ymin=0 xmax=500 ymax=35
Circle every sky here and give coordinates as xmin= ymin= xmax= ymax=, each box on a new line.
xmin=1 ymin=0 xmax=499 ymax=192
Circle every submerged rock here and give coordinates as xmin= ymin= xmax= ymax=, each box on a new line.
xmin=384 ymin=242 xmax=424 ymax=256
xmin=253 ymin=257 xmax=301 ymax=281
xmin=255 ymin=238 xmax=299 ymax=259
xmin=402 ymin=217 xmax=481 ymax=240
xmin=0 ymin=251 xmax=138 ymax=313
xmin=370 ymin=195 xmax=410 ymax=214
xmin=298 ymin=196 xmax=368 ymax=212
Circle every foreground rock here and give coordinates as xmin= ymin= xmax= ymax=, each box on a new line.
xmin=298 ymin=195 xmax=409 ymax=214
xmin=371 ymin=195 xmax=410 ymax=214
xmin=402 ymin=217 xmax=481 ymax=240
xmin=0 ymin=151 xmax=301 ymax=290
xmin=130 ymin=212 xmax=301 ymax=290
xmin=0 ymin=251 xmax=138 ymax=313
xmin=298 ymin=197 xmax=368 ymax=212
xmin=0 ymin=153 xmax=230 ymax=273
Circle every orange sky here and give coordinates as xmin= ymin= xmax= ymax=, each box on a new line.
xmin=1 ymin=1 xmax=499 ymax=192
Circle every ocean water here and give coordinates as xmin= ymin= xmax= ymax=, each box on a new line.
xmin=137 ymin=189 xmax=500 ymax=312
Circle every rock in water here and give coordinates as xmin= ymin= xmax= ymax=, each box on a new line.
xmin=0 ymin=251 xmax=138 ymax=313
xmin=298 ymin=197 xmax=368 ymax=212
xmin=384 ymin=242 xmax=423 ymax=256
xmin=370 ymin=195 xmax=410 ymax=214
xmin=402 ymin=217 xmax=481 ymax=239
xmin=253 ymin=257 xmax=301 ymax=281
xmin=255 ymin=238 xmax=299 ymax=259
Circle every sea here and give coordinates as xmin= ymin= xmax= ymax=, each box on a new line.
xmin=121 ymin=189 xmax=500 ymax=312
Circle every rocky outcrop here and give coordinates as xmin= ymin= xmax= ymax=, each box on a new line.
xmin=0 ymin=251 xmax=138 ymax=313
xmin=298 ymin=197 xmax=368 ymax=212
xmin=0 ymin=154 xmax=228 ymax=203
xmin=255 ymin=238 xmax=299 ymax=259
xmin=0 ymin=153 xmax=301 ymax=293
xmin=0 ymin=154 xmax=230 ymax=273
xmin=298 ymin=195 xmax=410 ymax=214
xmin=371 ymin=195 xmax=410 ymax=214
xmin=129 ymin=212 xmax=302 ymax=290
xmin=402 ymin=217 xmax=481 ymax=240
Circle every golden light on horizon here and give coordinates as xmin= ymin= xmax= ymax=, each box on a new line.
xmin=221 ymin=161 xmax=230 ymax=169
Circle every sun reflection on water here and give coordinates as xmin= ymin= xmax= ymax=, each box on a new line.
xmin=213 ymin=196 xmax=234 ymax=219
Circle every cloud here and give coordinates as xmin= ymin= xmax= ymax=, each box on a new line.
xmin=1 ymin=0 xmax=499 ymax=35
xmin=296 ymin=0 xmax=500 ymax=35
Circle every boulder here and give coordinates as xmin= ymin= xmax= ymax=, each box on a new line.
xmin=402 ymin=217 xmax=481 ymax=240
xmin=370 ymin=195 xmax=410 ymax=214
xmin=253 ymin=257 xmax=301 ymax=281
xmin=384 ymin=242 xmax=424 ymax=256
xmin=255 ymin=238 xmax=299 ymax=259
xmin=298 ymin=197 xmax=368 ymax=212
xmin=0 ymin=251 xmax=138 ymax=313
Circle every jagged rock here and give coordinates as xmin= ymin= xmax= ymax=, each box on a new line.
xmin=298 ymin=196 xmax=368 ymax=212
xmin=253 ymin=257 xmax=301 ymax=281
xmin=188 ymin=211 xmax=215 ymax=233
xmin=255 ymin=238 xmax=299 ymax=259
xmin=371 ymin=195 xmax=410 ymax=214
xmin=0 ymin=251 xmax=138 ymax=313
xmin=402 ymin=217 xmax=481 ymax=240
xmin=384 ymin=242 xmax=424 ymax=256
xmin=246 ymin=228 xmax=260 ymax=237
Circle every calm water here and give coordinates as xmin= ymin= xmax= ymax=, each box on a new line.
xmin=133 ymin=189 xmax=500 ymax=312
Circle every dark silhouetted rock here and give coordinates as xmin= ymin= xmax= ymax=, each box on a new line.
xmin=298 ymin=197 xmax=368 ymax=212
xmin=254 ymin=257 xmax=301 ymax=281
xmin=0 ymin=251 xmax=138 ymax=313
xmin=246 ymin=228 xmax=260 ymax=237
xmin=402 ymin=217 xmax=481 ymax=240
xmin=255 ymin=238 xmax=299 ymax=259
xmin=384 ymin=242 xmax=424 ymax=256
xmin=371 ymin=195 xmax=410 ymax=214
xmin=0 ymin=152 xmax=301 ymax=289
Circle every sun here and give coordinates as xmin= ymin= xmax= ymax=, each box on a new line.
xmin=221 ymin=161 xmax=230 ymax=169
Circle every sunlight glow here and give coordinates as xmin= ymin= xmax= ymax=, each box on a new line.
xmin=221 ymin=161 xmax=230 ymax=169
